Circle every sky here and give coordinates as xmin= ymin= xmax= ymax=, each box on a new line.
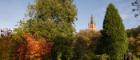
xmin=0 ymin=0 xmax=140 ymax=32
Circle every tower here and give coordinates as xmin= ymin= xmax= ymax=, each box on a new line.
xmin=88 ymin=15 xmax=96 ymax=31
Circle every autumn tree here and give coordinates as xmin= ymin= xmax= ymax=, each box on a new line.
xmin=15 ymin=0 xmax=77 ymax=60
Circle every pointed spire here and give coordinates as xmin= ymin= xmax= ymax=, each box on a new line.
xmin=90 ymin=15 xmax=93 ymax=24
xmin=88 ymin=14 xmax=96 ymax=31
xmin=90 ymin=14 xmax=95 ymax=24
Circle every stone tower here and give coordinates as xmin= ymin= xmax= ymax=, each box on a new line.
xmin=88 ymin=15 xmax=96 ymax=31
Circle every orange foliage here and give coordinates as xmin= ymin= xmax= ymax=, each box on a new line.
xmin=16 ymin=32 xmax=53 ymax=60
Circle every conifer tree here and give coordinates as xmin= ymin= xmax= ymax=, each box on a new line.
xmin=97 ymin=3 xmax=128 ymax=60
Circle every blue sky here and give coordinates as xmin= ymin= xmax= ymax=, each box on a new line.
xmin=0 ymin=0 xmax=140 ymax=32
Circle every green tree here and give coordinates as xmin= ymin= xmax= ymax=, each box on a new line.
xmin=72 ymin=36 xmax=87 ymax=60
xmin=72 ymin=30 xmax=100 ymax=60
xmin=0 ymin=29 xmax=14 ymax=60
xmin=97 ymin=3 xmax=128 ymax=60
xmin=127 ymin=25 xmax=140 ymax=37
xmin=135 ymin=34 xmax=140 ymax=57
xmin=15 ymin=0 xmax=77 ymax=60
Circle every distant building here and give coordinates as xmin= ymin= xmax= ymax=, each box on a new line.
xmin=88 ymin=15 xmax=96 ymax=31
xmin=77 ymin=15 xmax=98 ymax=46
xmin=79 ymin=15 xmax=96 ymax=32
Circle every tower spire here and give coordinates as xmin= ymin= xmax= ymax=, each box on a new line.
xmin=90 ymin=15 xmax=93 ymax=24
xmin=88 ymin=14 xmax=96 ymax=31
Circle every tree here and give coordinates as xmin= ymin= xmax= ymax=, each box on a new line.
xmin=132 ymin=0 xmax=140 ymax=17
xmin=135 ymin=34 xmax=140 ymax=57
xmin=0 ymin=28 xmax=13 ymax=60
xmin=72 ymin=30 xmax=100 ymax=60
xmin=72 ymin=35 xmax=88 ymax=60
xmin=97 ymin=3 xmax=128 ymax=60
xmin=127 ymin=25 xmax=140 ymax=37
xmin=14 ymin=0 xmax=77 ymax=60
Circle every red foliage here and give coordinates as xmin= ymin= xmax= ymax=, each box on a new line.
xmin=16 ymin=43 xmax=27 ymax=60
xmin=16 ymin=32 xmax=53 ymax=60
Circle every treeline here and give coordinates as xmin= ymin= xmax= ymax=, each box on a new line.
xmin=127 ymin=26 xmax=140 ymax=37
xmin=0 ymin=0 xmax=139 ymax=60
xmin=126 ymin=25 xmax=140 ymax=59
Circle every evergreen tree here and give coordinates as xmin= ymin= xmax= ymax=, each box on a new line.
xmin=97 ymin=3 xmax=128 ymax=60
